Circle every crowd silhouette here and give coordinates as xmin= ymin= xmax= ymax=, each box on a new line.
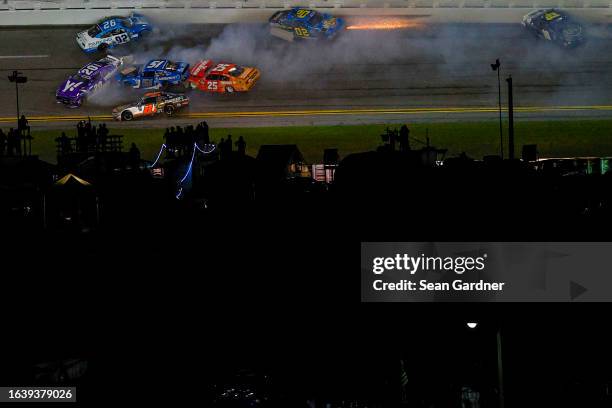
xmin=0 ymin=115 xmax=32 ymax=157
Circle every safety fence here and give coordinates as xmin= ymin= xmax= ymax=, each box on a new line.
xmin=1 ymin=0 xmax=611 ymax=25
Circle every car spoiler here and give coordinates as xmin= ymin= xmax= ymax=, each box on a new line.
xmin=269 ymin=11 xmax=284 ymax=23
xmin=120 ymin=66 xmax=139 ymax=76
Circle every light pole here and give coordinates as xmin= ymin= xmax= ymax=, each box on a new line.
xmin=491 ymin=59 xmax=503 ymax=159
xmin=8 ymin=70 xmax=27 ymax=126
xmin=466 ymin=321 xmax=505 ymax=408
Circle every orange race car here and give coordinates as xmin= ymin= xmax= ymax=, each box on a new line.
xmin=186 ymin=60 xmax=260 ymax=94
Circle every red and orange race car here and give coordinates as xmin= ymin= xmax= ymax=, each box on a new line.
xmin=186 ymin=60 xmax=260 ymax=94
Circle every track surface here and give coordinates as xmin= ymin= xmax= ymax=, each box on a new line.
xmin=1 ymin=23 xmax=612 ymax=129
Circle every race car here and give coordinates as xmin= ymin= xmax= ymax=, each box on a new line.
xmin=56 ymin=55 xmax=128 ymax=108
xmin=117 ymin=59 xmax=190 ymax=89
xmin=522 ymin=9 xmax=585 ymax=48
xmin=186 ymin=60 xmax=260 ymax=93
xmin=112 ymin=91 xmax=189 ymax=121
xmin=268 ymin=8 xmax=345 ymax=41
xmin=76 ymin=13 xmax=152 ymax=53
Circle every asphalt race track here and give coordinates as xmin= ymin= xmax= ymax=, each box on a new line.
xmin=1 ymin=22 xmax=612 ymax=129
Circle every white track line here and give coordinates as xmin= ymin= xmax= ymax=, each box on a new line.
xmin=0 ymin=55 xmax=49 ymax=59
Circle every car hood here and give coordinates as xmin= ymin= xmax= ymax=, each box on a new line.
xmin=57 ymin=78 xmax=89 ymax=98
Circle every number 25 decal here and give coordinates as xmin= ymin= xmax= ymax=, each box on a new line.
xmin=295 ymin=28 xmax=309 ymax=37
xmin=208 ymin=82 xmax=218 ymax=91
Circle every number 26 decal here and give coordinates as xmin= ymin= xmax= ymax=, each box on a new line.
xmin=102 ymin=20 xmax=117 ymax=30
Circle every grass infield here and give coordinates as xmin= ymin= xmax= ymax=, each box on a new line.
xmin=25 ymin=119 xmax=612 ymax=165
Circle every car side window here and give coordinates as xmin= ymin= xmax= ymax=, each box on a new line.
xmin=219 ymin=76 xmax=229 ymax=82
xmin=207 ymin=74 xmax=219 ymax=81
xmin=143 ymin=97 xmax=157 ymax=104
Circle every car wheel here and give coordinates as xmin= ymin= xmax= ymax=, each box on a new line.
xmin=121 ymin=111 xmax=133 ymax=121
xmin=226 ymin=86 xmax=234 ymax=94
xmin=97 ymin=42 xmax=109 ymax=52
xmin=164 ymin=105 xmax=175 ymax=116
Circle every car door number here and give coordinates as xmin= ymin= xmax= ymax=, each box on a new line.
xmin=295 ymin=27 xmax=309 ymax=37
xmin=208 ymin=81 xmax=218 ymax=91
xmin=114 ymin=33 xmax=129 ymax=44
xmin=143 ymin=104 xmax=157 ymax=114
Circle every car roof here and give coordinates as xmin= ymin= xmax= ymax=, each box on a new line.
xmin=97 ymin=18 xmax=125 ymax=34
xmin=287 ymin=8 xmax=317 ymax=21
xmin=143 ymin=60 xmax=169 ymax=72
xmin=143 ymin=92 xmax=162 ymax=97
xmin=208 ymin=63 xmax=238 ymax=76
xmin=535 ymin=9 xmax=566 ymax=22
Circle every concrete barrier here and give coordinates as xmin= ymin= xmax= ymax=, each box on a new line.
xmin=1 ymin=0 xmax=611 ymax=25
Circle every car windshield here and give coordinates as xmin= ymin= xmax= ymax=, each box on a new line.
xmin=72 ymin=74 xmax=90 ymax=83
xmin=87 ymin=25 xmax=101 ymax=37
xmin=228 ymin=66 xmax=244 ymax=77
xmin=166 ymin=61 xmax=179 ymax=71
xmin=309 ymin=13 xmax=323 ymax=26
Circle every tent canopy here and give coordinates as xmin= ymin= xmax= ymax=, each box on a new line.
xmin=55 ymin=173 xmax=92 ymax=187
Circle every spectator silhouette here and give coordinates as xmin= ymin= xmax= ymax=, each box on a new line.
xmin=225 ymin=134 xmax=233 ymax=158
xmin=236 ymin=136 xmax=246 ymax=156
xmin=55 ymin=132 xmax=71 ymax=155
xmin=218 ymin=137 xmax=225 ymax=160
xmin=129 ymin=143 xmax=141 ymax=169
xmin=201 ymin=121 xmax=209 ymax=144
xmin=18 ymin=115 xmax=29 ymax=138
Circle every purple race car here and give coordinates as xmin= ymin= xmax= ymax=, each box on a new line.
xmin=56 ymin=55 xmax=128 ymax=107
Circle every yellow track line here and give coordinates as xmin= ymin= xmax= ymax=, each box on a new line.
xmin=1 ymin=105 xmax=612 ymax=123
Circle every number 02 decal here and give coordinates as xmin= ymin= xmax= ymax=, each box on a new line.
xmin=295 ymin=27 xmax=309 ymax=37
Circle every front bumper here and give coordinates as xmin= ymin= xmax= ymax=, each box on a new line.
xmin=56 ymin=95 xmax=82 ymax=108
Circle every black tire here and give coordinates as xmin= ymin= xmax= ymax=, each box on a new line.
xmin=225 ymin=86 xmax=234 ymax=94
xmin=97 ymin=42 xmax=109 ymax=52
xmin=164 ymin=104 xmax=175 ymax=116
xmin=121 ymin=111 xmax=133 ymax=121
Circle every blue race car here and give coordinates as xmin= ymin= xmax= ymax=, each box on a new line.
xmin=522 ymin=9 xmax=585 ymax=48
xmin=268 ymin=8 xmax=345 ymax=41
xmin=117 ymin=59 xmax=190 ymax=89
xmin=76 ymin=12 xmax=152 ymax=53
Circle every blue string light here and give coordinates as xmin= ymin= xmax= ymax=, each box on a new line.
xmin=148 ymin=143 xmax=167 ymax=168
